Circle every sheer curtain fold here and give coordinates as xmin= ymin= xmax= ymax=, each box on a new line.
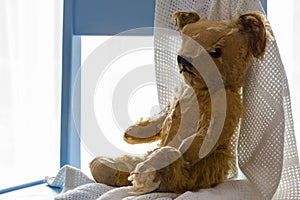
xmin=0 ymin=0 xmax=62 ymax=189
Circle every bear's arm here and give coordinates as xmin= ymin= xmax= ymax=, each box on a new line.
xmin=123 ymin=108 xmax=169 ymax=144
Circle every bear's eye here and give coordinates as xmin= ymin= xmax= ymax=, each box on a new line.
xmin=210 ymin=48 xmax=222 ymax=58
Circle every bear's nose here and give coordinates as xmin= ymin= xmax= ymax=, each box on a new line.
xmin=177 ymin=55 xmax=193 ymax=68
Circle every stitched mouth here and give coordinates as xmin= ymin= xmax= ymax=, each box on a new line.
xmin=177 ymin=55 xmax=196 ymax=76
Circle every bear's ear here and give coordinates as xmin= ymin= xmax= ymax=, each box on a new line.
xmin=173 ymin=11 xmax=201 ymax=31
xmin=237 ymin=12 xmax=269 ymax=58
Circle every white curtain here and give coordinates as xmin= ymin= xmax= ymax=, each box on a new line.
xmin=0 ymin=0 xmax=62 ymax=189
xmin=268 ymin=0 xmax=300 ymax=156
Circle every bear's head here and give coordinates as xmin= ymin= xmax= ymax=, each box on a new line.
xmin=173 ymin=11 xmax=270 ymax=91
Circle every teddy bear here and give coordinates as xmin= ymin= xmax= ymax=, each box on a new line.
xmin=90 ymin=11 xmax=270 ymax=195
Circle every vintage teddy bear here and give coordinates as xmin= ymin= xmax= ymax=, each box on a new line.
xmin=90 ymin=11 xmax=270 ymax=194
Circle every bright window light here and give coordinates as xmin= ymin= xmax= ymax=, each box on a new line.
xmin=0 ymin=0 xmax=62 ymax=189
xmin=268 ymin=0 xmax=300 ymax=157
xmin=81 ymin=36 xmax=159 ymax=176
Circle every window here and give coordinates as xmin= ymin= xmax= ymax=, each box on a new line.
xmin=268 ymin=0 xmax=300 ymax=156
xmin=80 ymin=35 xmax=160 ymax=175
xmin=0 ymin=0 xmax=62 ymax=189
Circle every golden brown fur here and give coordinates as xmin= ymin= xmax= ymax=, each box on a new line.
xmin=90 ymin=11 xmax=269 ymax=194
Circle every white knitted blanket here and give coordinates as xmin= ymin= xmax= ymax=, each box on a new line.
xmin=48 ymin=165 xmax=258 ymax=200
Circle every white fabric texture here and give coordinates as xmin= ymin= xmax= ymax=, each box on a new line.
xmin=55 ymin=183 xmax=114 ymax=200
xmin=49 ymin=166 xmax=258 ymax=199
xmin=48 ymin=165 xmax=113 ymax=200
xmin=154 ymin=0 xmax=300 ymax=199
xmin=46 ymin=165 xmax=95 ymax=193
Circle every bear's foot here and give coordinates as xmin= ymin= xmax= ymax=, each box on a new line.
xmin=128 ymin=163 xmax=160 ymax=195
xmin=90 ymin=156 xmax=143 ymax=187
xmin=128 ymin=146 xmax=184 ymax=194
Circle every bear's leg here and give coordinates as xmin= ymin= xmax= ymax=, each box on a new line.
xmin=180 ymin=135 xmax=233 ymax=190
xmin=90 ymin=155 xmax=144 ymax=187
xmin=189 ymin=148 xmax=233 ymax=190
xmin=128 ymin=146 xmax=233 ymax=194
xmin=128 ymin=146 xmax=193 ymax=194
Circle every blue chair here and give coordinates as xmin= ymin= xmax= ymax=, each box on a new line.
xmin=0 ymin=0 xmax=267 ymax=197
xmin=60 ymin=0 xmax=267 ymax=169
xmin=60 ymin=0 xmax=156 ymax=169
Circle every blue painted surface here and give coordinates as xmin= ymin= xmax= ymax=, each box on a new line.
xmin=261 ymin=0 xmax=267 ymax=13
xmin=0 ymin=180 xmax=45 ymax=194
xmin=60 ymin=0 xmax=81 ymax=168
xmin=74 ymin=0 xmax=156 ymax=35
